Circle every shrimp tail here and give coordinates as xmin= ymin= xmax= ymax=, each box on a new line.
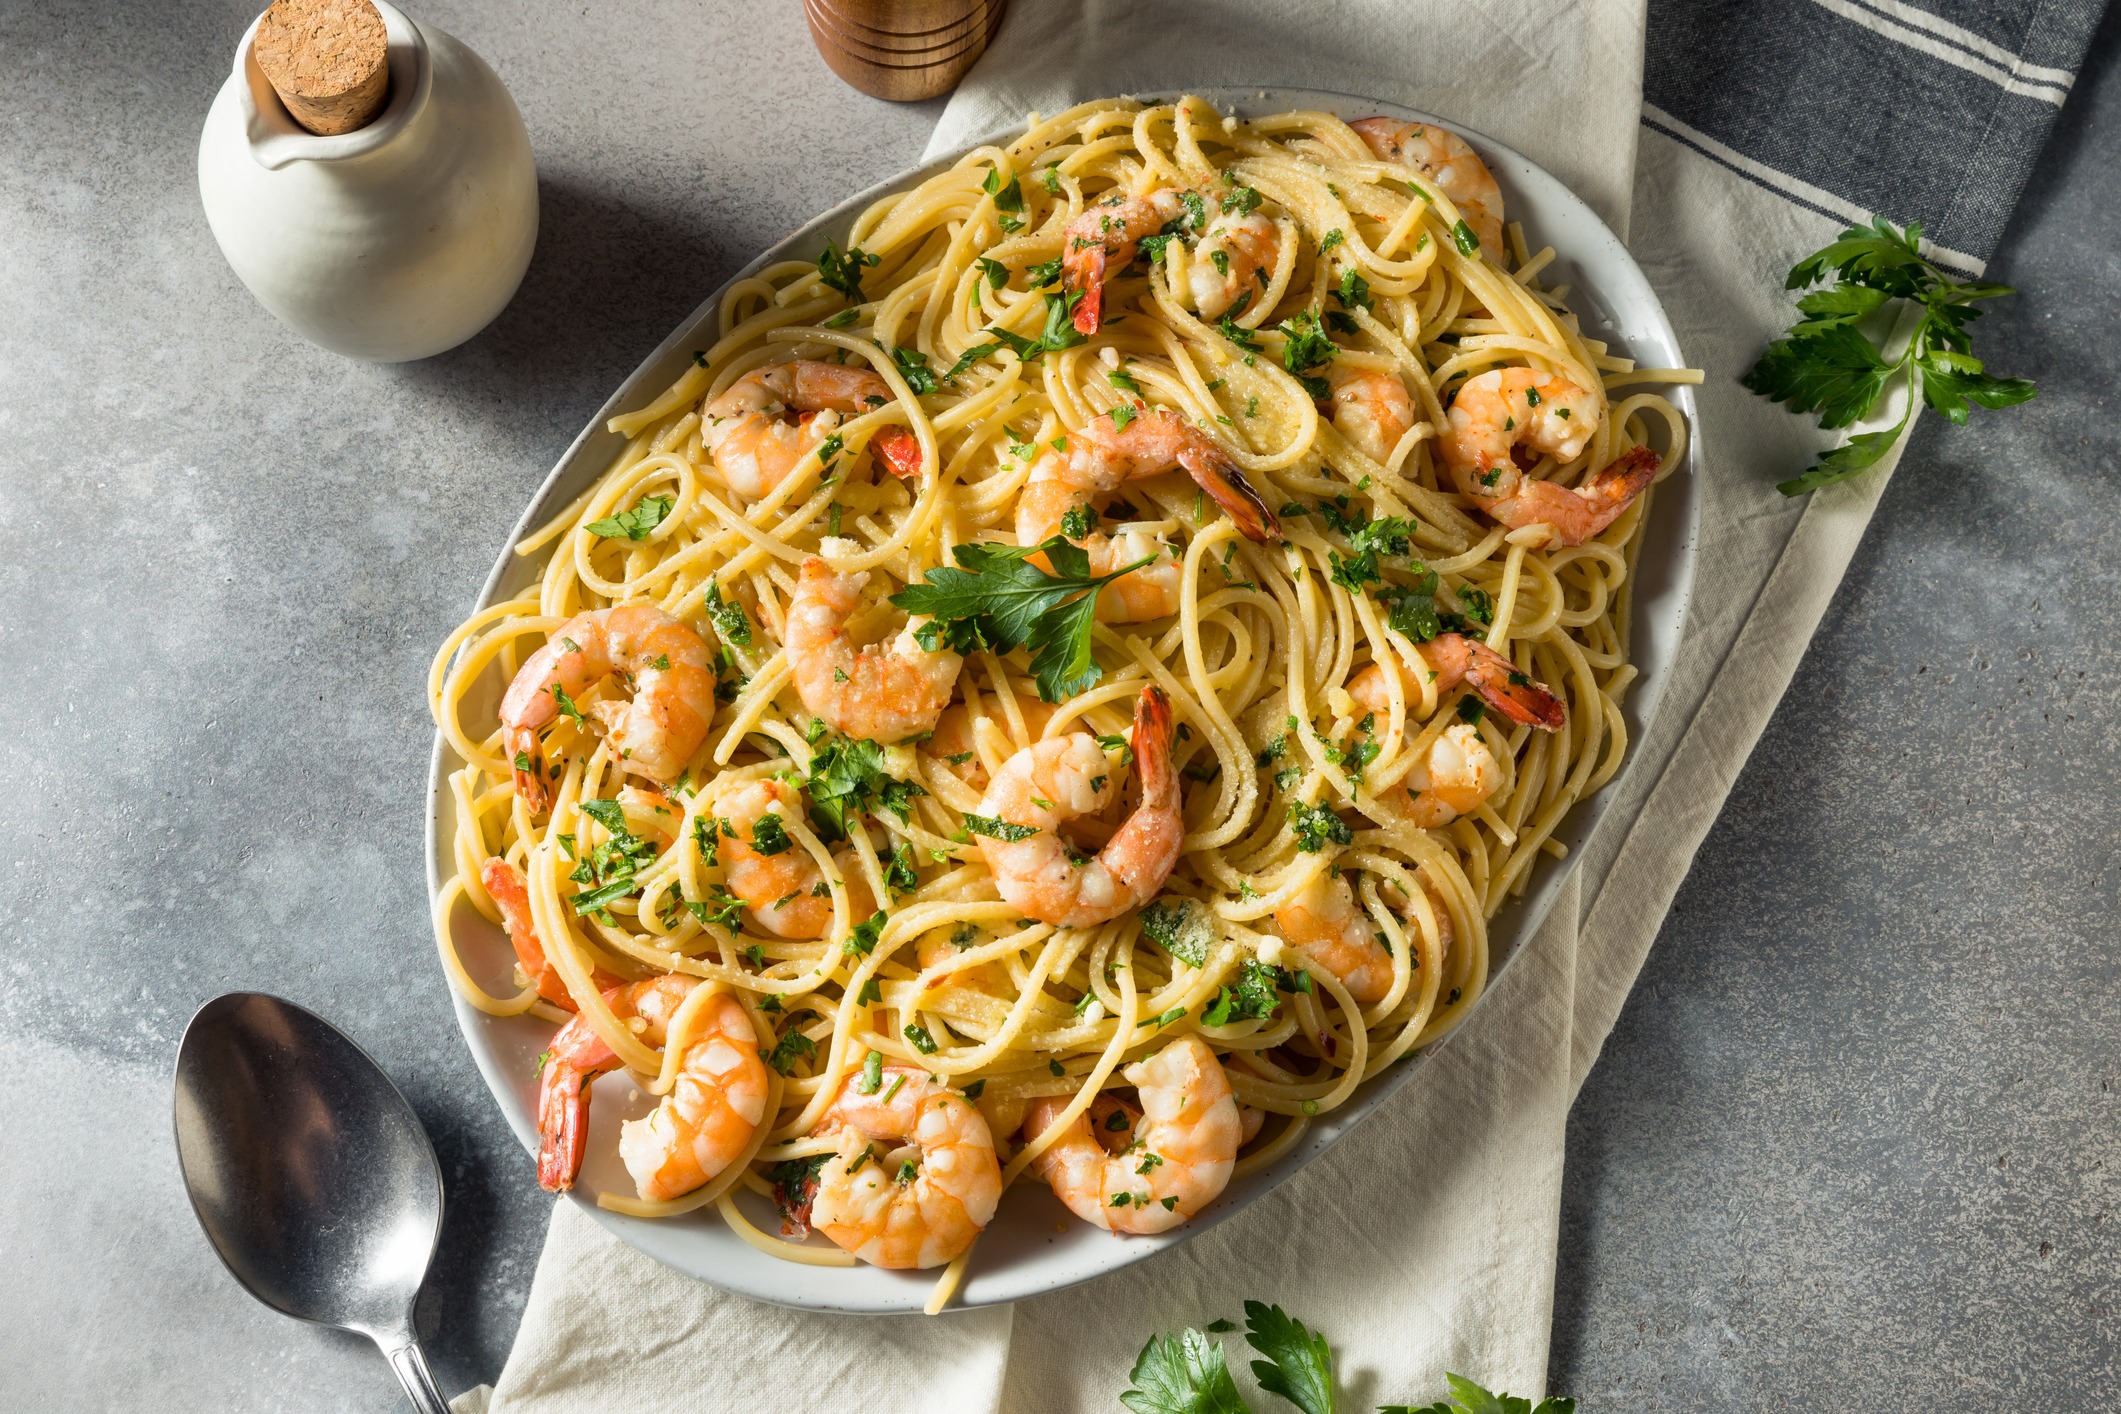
xmin=1176 ymin=440 xmax=1282 ymax=543
xmin=1104 ymin=685 xmax=1184 ymax=896
xmin=537 ymin=1061 xmax=590 ymax=1192
xmin=870 ymin=424 xmax=924 ymax=480
xmin=505 ymin=727 xmax=549 ymax=812
xmin=1580 ymin=446 xmax=1659 ymax=518
xmin=1066 ymin=243 xmax=1108 ymax=335
xmin=1457 ymin=636 xmax=1566 ymax=731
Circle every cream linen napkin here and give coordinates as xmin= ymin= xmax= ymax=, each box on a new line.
xmin=455 ymin=2 xmax=1920 ymax=1407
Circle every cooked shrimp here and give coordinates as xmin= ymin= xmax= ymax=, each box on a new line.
xmin=976 ymin=683 xmax=1183 ymax=928
xmin=1325 ymin=362 xmax=1415 ymax=464
xmin=480 ymin=858 xmax=622 ymax=1009
xmin=1189 ymin=208 xmax=1280 ymax=319
xmin=810 ymin=1063 xmax=1002 ymax=1268
xmin=1061 ymin=189 xmax=1190 ymax=335
xmin=1017 ymin=402 xmax=1282 ymax=580
xmin=1350 ymin=631 xmax=1566 ymax=732
xmin=1025 ymin=1034 xmax=1240 ymax=1234
xmin=1277 ymin=871 xmax=1454 ymax=1004
xmin=1275 ymin=871 xmax=1393 ymax=1004
xmin=710 ymin=777 xmax=875 ymax=939
xmin=535 ymin=974 xmax=697 ymax=1192
xmin=1442 ymin=368 xmax=1655 ymax=547
xmin=617 ymin=991 xmax=770 ymax=1201
xmin=784 ymin=557 xmax=962 ymax=742
xmin=1398 ymin=723 xmax=1506 ymax=828
xmin=915 ymin=928 xmax=1009 ymax=995
xmin=1349 ymin=117 xmax=1504 ymax=258
xmin=703 ymin=359 xmax=920 ymax=497
xmin=499 ymin=603 xmax=718 ymax=812
xmin=924 ymin=698 xmax=1057 ymax=791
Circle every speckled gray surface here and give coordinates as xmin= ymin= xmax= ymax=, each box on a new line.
xmin=1 ymin=1 xmax=2113 ymax=1409
xmin=1551 ymin=5 xmax=2121 ymax=1407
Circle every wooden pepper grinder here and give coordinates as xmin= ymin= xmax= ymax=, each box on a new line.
xmin=252 ymin=0 xmax=391 ymax=136
xmin=806 ymin=0 xmax=1006 ymax=102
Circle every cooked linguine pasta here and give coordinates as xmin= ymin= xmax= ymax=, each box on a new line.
xmin=429 ymin=95 xmax=1697 ymax=1310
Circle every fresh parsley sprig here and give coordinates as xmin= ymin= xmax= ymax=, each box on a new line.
xmin=889 ymin=536 xmax=1153 ymax=702
xmin=1121 ymin=1303 xmax=1574 ymax=1414
xmin=1743 ymin=216 xmax=2035 ymax=496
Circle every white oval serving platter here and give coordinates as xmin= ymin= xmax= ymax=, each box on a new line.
xmin=426 ymin=86 xmax=1699 ymax=1313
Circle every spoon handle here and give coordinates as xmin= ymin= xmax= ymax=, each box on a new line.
xmin=377 ymin=1331 xmax=451 ymax=1414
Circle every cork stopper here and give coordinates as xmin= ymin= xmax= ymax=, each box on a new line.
xmin=252 ymin=0 xmax=390 ymax=136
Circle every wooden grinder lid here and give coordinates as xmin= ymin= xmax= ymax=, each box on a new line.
xmin=252 ymin=0 xmax=390 ymax=136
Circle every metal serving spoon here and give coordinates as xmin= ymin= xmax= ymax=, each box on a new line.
xmin=173 ymin=993 xmax=451 ymax=1413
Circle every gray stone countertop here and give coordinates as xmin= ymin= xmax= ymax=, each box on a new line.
xmin=1 ymin=1 xmax=2112 ymax=1408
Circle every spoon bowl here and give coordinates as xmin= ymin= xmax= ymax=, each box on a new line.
xmin=173 ymin=992 xmax=450 ymax=1412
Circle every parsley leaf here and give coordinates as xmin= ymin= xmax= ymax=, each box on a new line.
xmin=1203 ymin=961 xmax=1283 ymax=1026
xmin=1243 ymin=1300 xmax=1337 ymax=1414
xmin=1120 ymin=1328 xmax=1250 ymax=1414
xmin=1180 ymin=190 xmax=1209 ymax=232
xmin=804 ymin=735 xmax=889 ymax=840
xmin=1377 ymin=567 xmax=1442 ymax=641
xmin=975 ymin=256 xmax=1009 ymax=291
xmin=884 ymin=841 xmax=919 ymax=896
xmin=768 ymin=1029 xmax=817 ymax=1076
xmin=1139 ymin=897 xmax=1208 ymax=968
xmin=1219 ymin=184 xmax=1263 ymax=216
xmin=584 ymin=494 xmax=672 ymax=542
xmin=982 ymin=166 xmax=1025 ymax=213
xmin=750 ymin=813 xmax=792 ymax=856
xmin=962 ymin=813 xmax=1039 ymax=842
xmin=1278 ymin=311 xmax=1336 ymax=382
xmin=1287 ymin=802 xmax=1353 ymax=853
xmin=1335 ymin=267 xmax=1372 ymax=313
xmin=1026 ymin=257 xmax=1064 ymax=287
xmin=1745 ymin=216 xmax=2034 ymax=494
xmin=816 ymin=240 xmax=879 ymax=301
xmin=890 ymin=536 xmax=1154 ymax=702
xmin=891 ymin=346 xmax=939 ymax=395
xmin=703 ymin=580 xmax=752 ymax=646
xmin=1451 ymin=220 xmax=1480 ymax=256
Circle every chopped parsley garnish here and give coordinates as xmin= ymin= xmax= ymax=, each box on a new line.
xmin=891 ymin=535 xmax=1153 ymax=702
xmin=1278 ymin=311 xmax=1336 ymax=400
xmin=566 ymin=798 xmax=662 ymax=917
xmin=1180 ymin=190 xmax=1209 ymax=231
xmin=803 ymin=734 xmax=925 ymax=840
xmin=1376 ymin=566 xmax=1442 ymax=641
xmin=884 ymin=842 xmax=919 ymax=897
xmin=1107 ymin=367 xmax=1143 ymax=396
xmin=682 ymin=889 xmax=743 ymax=933
xmin=1060 ymin=504 xmax=1098 ymax=540
xmin=890 ymin=345 xmax=939 ymax=395
xmin=822 ymin=307 xmax=861 ymax=329
xmin=1041 ymin=165 xmax=1064 ymax=195
xmin=1219 ymin=184 xmax=1262 ymax=216
xmin=962 ymin=813 xmax=1039 ymax=842
xmin=975 ymin=256 xmax=1009 ymax=291
xmin=982 ymin=166 xmax=1025 ymax=214
xmin=1025 ymin=256 xmax=1064 ymax=287
xmin=1335 ymin=267 xmax=1372 ymax=313
xmin=857 ymin=1050 xmax=883 ymax=1094
xmin=1138 ymin=898 xmax=1208 ymax=968
xmin=703 ymin=580 xmax=751 ymax=646
xmin=1451 ymin=219 xmax=1481 ymax=256
xmin=844 ymin=909 xmax=887 ymax=958
xmin=1456 ymin=695 xmax=1486 ymax=725
xmin=584 ymin=493 xmax=672 ymax=542
xmin=767 ymin=1029 xmax=816 ymax=1076
xmin=749 ymin=813 xmax=792 ymax=856
xmin=1202 ymin=960 xmax=1283 ymax=1026
xmin=1287 ymin=802 xmax=1353 ymax=853
xmin=816 ymin=240 xmax=879 ymax=301
xmin=903 ymin=1023 xmax=939 ymax=1055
